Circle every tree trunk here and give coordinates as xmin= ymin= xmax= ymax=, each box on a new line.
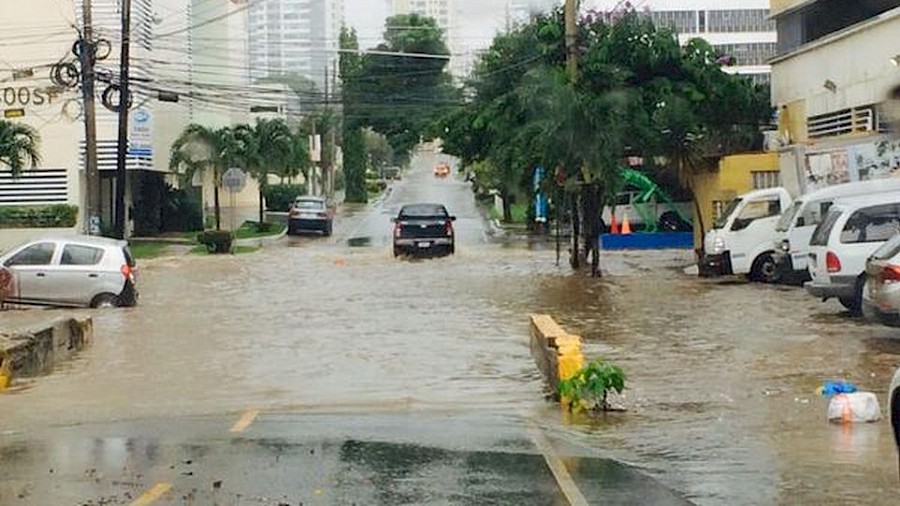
xmin=258 ymin=173 xmax=267 ymax=225
xmin=213 ymin=178 xmax=221 ymax=231
xmin=569 ymin=193 xmax=581 ymax=269
xmin=501 ymin=189 xmax=512 ymax=223
xmin=581 ymin=185 xmax=602 ymax=277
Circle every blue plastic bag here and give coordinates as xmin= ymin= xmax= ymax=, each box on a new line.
xmin=817 ymin=380 xmax=858 ymax=396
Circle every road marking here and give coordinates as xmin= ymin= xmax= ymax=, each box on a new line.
xmin=528 ymin=425 xmax=590 ymax=506
xmin=230 ymin=409 xmax=260 ymax=433
xmin=129 ymin=483 xmax=172 ymax=506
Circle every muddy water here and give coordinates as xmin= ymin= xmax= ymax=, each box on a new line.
xmin=536 ymin=257 xmax=899 ymax=505
xmin=1 ymin=153 xmax=899 ymax=504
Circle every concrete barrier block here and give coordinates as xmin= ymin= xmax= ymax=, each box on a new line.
xmin=530 ymin=315 xmax=586 ymax=396
xmin=0 ymin=316 xmax=92 ymax=389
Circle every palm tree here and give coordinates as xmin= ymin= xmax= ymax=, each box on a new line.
xmin=0 ymin=120 xmax=41 ymax=176
xmin=235 ymin=119 xmax=294 ymax=225
xmin=169 ymin=124 xmax=238 ymax=231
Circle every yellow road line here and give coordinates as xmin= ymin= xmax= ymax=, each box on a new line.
xmin=129 ymin=483 xmax=172 ymax=506
xmin=528 ymin=425 xmax=590 ymax=506
xmin=230 ymin=408 xmax=260 ymax=433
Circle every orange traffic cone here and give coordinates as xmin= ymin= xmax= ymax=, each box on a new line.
xmin=609 ymin=213 xmax=619 ymax=234
xmin=621 ymin=212 xmax=632 ymax=235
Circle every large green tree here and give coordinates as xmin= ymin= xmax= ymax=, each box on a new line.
xmin=0 ymin=120 xmax=41 ymax=177
xmin=440 ymin=8 xmax=771 ymax=275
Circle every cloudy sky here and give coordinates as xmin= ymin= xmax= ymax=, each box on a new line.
xmin=345 ymin=0 xmax=555 ymax=52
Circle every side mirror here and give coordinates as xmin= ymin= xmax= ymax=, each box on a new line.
xmin=390 ymin=217 xmax=397 ymax=223
xmin=450 ymin=216 xmax=457 ymax=221
xmin=796 ymin=217 xmax=805 ymax=227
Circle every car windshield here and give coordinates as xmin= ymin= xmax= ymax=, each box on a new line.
xmin=713 ymin=198 xmax=742 ymax=229
xmin=295 ymin=199 xmax=325 ymax=210
xmin=776 ymin=200 xmax=802 ymax=232
xmin=400 ymin=204 xmax=447 ymax=218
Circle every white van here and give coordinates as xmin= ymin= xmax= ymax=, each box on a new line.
xmin=700 ymin=187 xmax=793 ymax=280
xmin=806 ymin=192 xmax=900 ymax=314
xmin=773 ymin=178 xmax=900 ymax=282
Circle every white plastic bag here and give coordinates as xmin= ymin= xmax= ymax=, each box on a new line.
xmin=827 ymin=392 xmax=881 ymax=423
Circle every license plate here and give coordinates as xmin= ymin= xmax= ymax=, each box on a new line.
xmin=417 ymin=242 xmax=431 ymax=248
xmin=300 ymin=213 xmax=316 ymax=219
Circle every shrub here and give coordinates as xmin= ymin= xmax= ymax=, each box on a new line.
xmin=0 ymin=205 xmax=78 ymax=228
xmin=263 ymin=184 xmax=306 ymax=212
xmin=558 ymin=359 xmax=626 ymax=412
xmin=196 ymin=230 xmax=234 ymax=254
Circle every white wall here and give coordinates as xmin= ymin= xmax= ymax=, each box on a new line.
xmin=771 ymin=8 xmax=900 ymax=117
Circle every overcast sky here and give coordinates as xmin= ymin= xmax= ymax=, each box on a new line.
xmin=345 ymin=0 xmax=553 ymax=52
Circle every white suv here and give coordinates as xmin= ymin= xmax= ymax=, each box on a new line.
xmin=0 ymin=235 xmax=138 ymax=308
xmin=806 ymin=193 xmax=900 ymax=314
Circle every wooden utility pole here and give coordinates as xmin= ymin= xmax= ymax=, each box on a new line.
xmin=564 ymin=0 xmax=580 ymax=269
xmin=79 ymin=0 xmax=100 ymax=235
xmin=113 ymin=0 xmax=132 ymax=239
xmin=565 ymin=0 xmax=579 ymax=84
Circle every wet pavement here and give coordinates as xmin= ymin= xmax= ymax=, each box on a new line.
xmin=1 ymin=149 xmax=900 ymax=504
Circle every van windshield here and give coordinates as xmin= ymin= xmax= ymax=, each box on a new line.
xmin=776 ymin=200 xmax=802 ymax=232
xmin=713 ymin=198 xmax=742 ymax=229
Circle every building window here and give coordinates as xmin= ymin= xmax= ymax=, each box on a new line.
xmin=698 ymin=10 xmax=706 ymax=32
xmin=714 ymin=42 xmax=777 ymax=66
xmin=708 ymin=9 xmax=775 ymax=33
xmin=776 ymin=0 xmax=900 ymax=55
xmin=647 ymin=10 xmax=697 ymax=34
xmin=807 ymin=106 xmax=876 ymax=139
xmin=752 ymin=171 xmax=781 ymax=190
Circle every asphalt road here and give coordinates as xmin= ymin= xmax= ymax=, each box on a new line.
xmin=0 ymin=150 xmax=690 ymax=505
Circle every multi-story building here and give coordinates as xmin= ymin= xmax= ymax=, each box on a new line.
xmin=587 ymin=0 xmax=777 ymax=84
xmin=506 ymin=0 xmax=557 ymax=28
xmin=248 ymin=0 xmax=344 ymax=90
xmin=769 ymin=0 xmax=900 ymax=195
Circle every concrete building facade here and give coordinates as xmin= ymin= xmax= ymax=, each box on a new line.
xmin=769 ymin=0 xmax=900 ymax=195
xmin=248 ymin=0 xmax=345 ymax=90
xmin=587 ymin=0 xmax=777 ymax=83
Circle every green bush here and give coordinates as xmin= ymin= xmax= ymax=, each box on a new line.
xmin=0 ymin=204 xmax=78 ymax=228
xmin=365 ymin=179 xmax=387 ymax=194
xmin=263 ymin=184 xmax=306 ymax=212
xmin=558 ymin=359 xmax=626 ymax=412
xmin=196 ymin=230 xmax=234 ymax=254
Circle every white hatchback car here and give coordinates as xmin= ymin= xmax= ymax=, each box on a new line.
xmin=0 ymin=235 xmax=138 ymax=308
xmin=806 ymin=193 xmax=900 ymax=314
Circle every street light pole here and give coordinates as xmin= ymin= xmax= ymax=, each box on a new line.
xmin=565 ymin=0 xmax=579 ymax=85
xmin=114 ymin=0 xmax=132 ymax=239
xmin=78 ymin=0 xmax=100 ymax=235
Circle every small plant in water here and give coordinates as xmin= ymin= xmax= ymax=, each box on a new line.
xmin=558 ymin=359 xmax=626 ymax=412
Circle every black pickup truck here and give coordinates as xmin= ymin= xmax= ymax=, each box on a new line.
xmin=392 ymin=203 xmax=456 ymax=257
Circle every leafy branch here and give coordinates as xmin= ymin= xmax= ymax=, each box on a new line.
xmin=558 ymin=359 xmax=626 ymax=412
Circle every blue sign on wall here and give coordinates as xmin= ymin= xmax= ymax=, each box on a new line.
xmin=534 ymin=167 xmax=548 ymax=223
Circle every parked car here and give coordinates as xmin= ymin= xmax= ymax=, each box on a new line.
xmin=0 ymin=235 xmax=137 ymax=308
xmin=288 ymin=196 xmax=333 ymax=236
xmin=862 ymin=233 xmax=900 ymax=326
xmin=392 ymin=203 xmax=456 ymax=257
xmin=806 ymin=193 xmax=900 ymax=314
xmin=774 ymin=178 xmax=900 ymax=283
xmin=700 ymin=187 xmax=793 ymax=280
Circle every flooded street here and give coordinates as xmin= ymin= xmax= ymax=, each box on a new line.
xmin=2 ymin=152 xmax=899 ymax=504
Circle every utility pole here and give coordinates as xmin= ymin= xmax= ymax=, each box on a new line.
xmin=565 ymin=0 xmax=579 ymax=84
xmin=79 ymin=0 xmax=100 ymax=235
xmin=114 ymin=0 xmax=132 ymax=239
xmin=564 ymin=0 xmax=580 ymax=269
xmin=323 ymin=63 xmax=334 ymax=199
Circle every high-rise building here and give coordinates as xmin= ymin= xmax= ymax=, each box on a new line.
xmin=586 ymin=0 xmax=777 ymax=84
xmin=248 ymin=0 xmax=345 ymax=89
xmin=506 ymin=0 xmax=557 ymax=28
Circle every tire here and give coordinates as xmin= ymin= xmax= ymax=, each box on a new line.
xmin=839 ymin=277 xmax=865 ymax=316
xmin=91 ymin=293 xmax=120 ymax=308
xmin=393 ymin=246 xmax=403 ymax=258
xmin=323 ymin=222 xmax=333 ymax=237
xmin=749 ymin=253 xmax=779 ymax=283
xmin=448 ymin=243 xmax=455 ymax=255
